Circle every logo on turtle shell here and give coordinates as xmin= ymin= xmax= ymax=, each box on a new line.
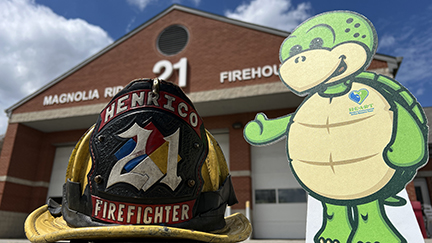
xmin=106 ymin=122 xmax=182 ymax=192
xmin=349 ymin=89 xmax=369 ymax=105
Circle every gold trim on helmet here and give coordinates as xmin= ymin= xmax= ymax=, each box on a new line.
xmin=25 ymin=204 xmax=251 ymax=243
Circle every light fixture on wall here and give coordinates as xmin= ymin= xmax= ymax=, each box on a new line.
xmin=232 ymin=122 xmax=243 ymax=129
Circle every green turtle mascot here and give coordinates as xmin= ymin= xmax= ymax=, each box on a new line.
xmin=244 ymin=11 xmax=428 ymax=243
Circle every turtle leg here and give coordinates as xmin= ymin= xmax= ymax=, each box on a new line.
xmin=350 ymin=199 xmax=406 ymax=243
xmin=314 ymin=202 xmax=352 ymax=243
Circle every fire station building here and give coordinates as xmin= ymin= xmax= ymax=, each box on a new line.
xmin=1 ymin=4 xmax=431 ymax=239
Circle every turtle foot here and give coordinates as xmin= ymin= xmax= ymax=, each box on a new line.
xmin=314 ymin=203 xmax=352 ymax=243
xmin=317 ymin=237 xmax=341 ymax=243
xmin=351 ymin=229 xmax=404 ymax=243
xmin=351 ymin=200 xmax=406 ymax=243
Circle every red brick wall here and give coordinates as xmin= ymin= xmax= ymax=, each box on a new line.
xmin=0 ymin=123 xmax=86 ymax=213
xmin=420 ymin=157 xmax=432 ymax=203
xmin=231 ymin=176 xmax=251 ymax=210
xmin=367 ymin=59 xmax=387 ymax=70
xmin=0 ymin=124 xmax=18 ymax=178
xmin=406 ymin=181 xmax=417 ymax=202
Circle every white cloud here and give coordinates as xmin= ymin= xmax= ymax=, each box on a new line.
xmin=376 ymin=10 xmax=432 ymax=107
xmin=225 ymin=0 xmax=311 ymax=32
xmin=377 ymin=35 xmax=396 ymax=50
xmin=0 ymin=0 xmax=113 ymax=135
xmin=391 ymin=38 xmax=432 ymax=92
xmin=127 ymin=0 xmax=200 ymax=11
xmin=126 ymin=16 xmax=136 ymax=33
xmin=127 ymin=0 xmax=153 ymax=11
xmin=190 ymin=0 xmax=201 ymax=6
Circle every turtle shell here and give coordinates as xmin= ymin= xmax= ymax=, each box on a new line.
xmin=289 ymin=82 xmax=395 ymax=201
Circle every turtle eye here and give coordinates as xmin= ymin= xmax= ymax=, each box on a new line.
xmin=289 ymin=45 xmax=303 ymax=57
xmin=309 ymin=37 xmax=324 ymax=49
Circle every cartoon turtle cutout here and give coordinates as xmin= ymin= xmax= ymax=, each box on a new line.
xmin=244 ymin=11 xmax=428 ymax=243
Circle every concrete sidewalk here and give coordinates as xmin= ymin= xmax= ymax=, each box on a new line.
xmin=247 ymin=240 xmax=432 ymax=243
xmin=2 ymin=240 xmax=432 ymax=243
xmin=247 ymin=239 xmax=432 ymax=242
xmin=0 ymin=240 xmax=303 ymax=243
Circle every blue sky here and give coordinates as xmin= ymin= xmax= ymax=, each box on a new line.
xmin=0 ymin=0 xmax=431 ymax=135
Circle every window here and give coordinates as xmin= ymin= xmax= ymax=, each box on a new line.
xmin=278 ymin=188 xmax=307 ymax=203
xmin=255 ymin=189 xmax=276 ymax=204
xmin=255 ymin=188 xmax=307 ymax=204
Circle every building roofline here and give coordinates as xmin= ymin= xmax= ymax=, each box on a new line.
xmin=5 ymin=4 xmax=290 ymax=117
xmin=373 ymin=53 xmax=403 ymax=77
xmin=5 ymin=4 xmax=402 ymax=117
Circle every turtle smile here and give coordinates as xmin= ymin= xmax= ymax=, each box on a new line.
xmin=331 ymin=55 xmax=347 ymax=78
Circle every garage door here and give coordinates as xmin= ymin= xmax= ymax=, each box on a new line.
xmin=251 ymin=139 xmax=307 ymax=239
xmin=47 ymin=145 xmax=75 ymax=201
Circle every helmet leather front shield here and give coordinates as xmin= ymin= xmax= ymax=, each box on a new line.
xmin=64 ymin=79 xmax=230 ymax=230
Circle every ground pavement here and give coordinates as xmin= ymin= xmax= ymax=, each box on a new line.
xmin=0 ymin=240 xmax=303 ymax=243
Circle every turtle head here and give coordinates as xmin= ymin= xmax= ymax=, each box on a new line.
xmin=279 ymin=11 xmax=377 ymax=95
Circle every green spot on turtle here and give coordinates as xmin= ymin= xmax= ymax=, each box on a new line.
xmin=356 ymin=72 xmax=376 ymax=80
xmin=377 ymin=75 xmax=401 ymax=91
xmin=280 ymin=11 xmax=377 ymax=62
xmin=413 ymin=105 xmax=425 ymax=124
xmin=400 ymin=91 xmax=414 ymax=106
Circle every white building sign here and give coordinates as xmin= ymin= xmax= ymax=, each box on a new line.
xmin=43 ymin=58 xmax=279 ymax=106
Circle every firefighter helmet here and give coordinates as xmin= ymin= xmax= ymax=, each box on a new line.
xmin=25 ymin=79 xmax=251 ymax=242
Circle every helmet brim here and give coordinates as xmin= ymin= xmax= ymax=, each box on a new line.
xmin=25 ymin=204 xmax=252 ymax=243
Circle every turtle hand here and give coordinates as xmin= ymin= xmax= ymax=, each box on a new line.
xmin=243 ymin=113 xmax=291 ymax=146
xmin=243 ymin=113 xmax=266 ymax=145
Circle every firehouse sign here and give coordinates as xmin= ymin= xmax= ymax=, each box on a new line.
xmin=42 ymin=58 xmax=279 ymax=106
xmin=219 ymin=64 xmax=280 ymax=83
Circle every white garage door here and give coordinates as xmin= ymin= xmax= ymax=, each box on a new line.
xmin=251 ymin=139 xmax=307 ymax=239
xmin=47 ymin=146 xmax=75 ymax=200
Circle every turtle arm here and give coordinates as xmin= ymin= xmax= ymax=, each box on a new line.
xmin=375 ymin=74 xmax=429 ymax=168
xmin=243 ymin=113 xmax=292 ymax=146
xmin=385 ymin=101 xmax=428 ymax=168
xmin=355 ymin=73 xmax=428 ymax=168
